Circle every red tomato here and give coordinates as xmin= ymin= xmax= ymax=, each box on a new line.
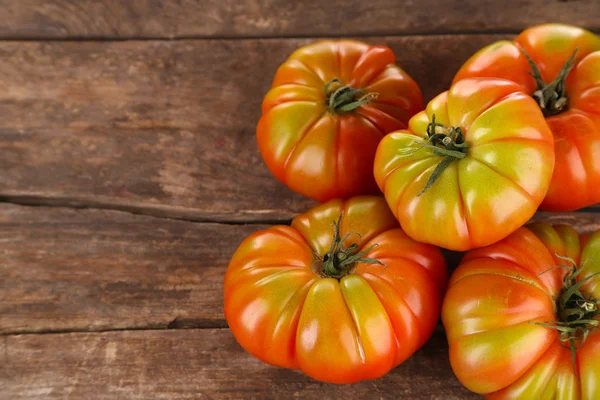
xmin=257 ymin=40 xmax=423 ymax=202
xmin=373 ymin=78 xmax=554 ymax=251
xmin=454 ymin=24 xmax=600 ymax=211
xmin=442 ymin=223 xmax=600 ymax=399
xmin=224 ymin=196 xmax=446 ymax=383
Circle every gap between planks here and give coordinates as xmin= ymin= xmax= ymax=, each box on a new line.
xmin=1 ymin=196 xmax=599 ymax=227
xmin=0 ymin=29 xmax=538 ymax=42
xmin=0 ymin=195 xmax=295 ymax=226
xmin=0 ymin=325 xmax=231 ymax=337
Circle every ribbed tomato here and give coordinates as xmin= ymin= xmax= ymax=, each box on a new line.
xmin=442 ymin=223 xmax=600 ymax=399
xmin=373 ymin=78 xmax=554 ymax=251
xmin=257 ymin=40 xmax=423 ymax=202
xmin=224 ymin=196 xmax=446 ymax=383
xmin=454 ymin=24 xmax=600 ymax=211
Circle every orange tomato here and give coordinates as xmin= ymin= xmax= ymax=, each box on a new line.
xmin=373 ymin=78 xmax=554 ymax=251
xmin=442 ymin=223 xmax=600 ymax=399
xmin=224 ymin=196 xmax=446 ymax=383
xmin=257 ymin=40 xmax=423 ymax=202
xmin=454 ymin=24 xmax=600 ymax=211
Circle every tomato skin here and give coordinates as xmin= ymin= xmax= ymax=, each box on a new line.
xmin=442 ymin=223 xmax=600 ymax=399
xmin=224 ymin=196 xmax=446 ymax=383
xmin=373 ymin=78 xmax=554 ymax=251
xmin=454 ymin=24 xmax=600 ymax=211
xmin=257 ymin=41 xmax=423 ymax=202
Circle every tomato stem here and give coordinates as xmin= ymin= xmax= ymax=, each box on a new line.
xmin=402 ymin=114 xmax=469 ymax=196
xmin=532 ymin=254 xmax=600 ymax=377
xmin=317 ymin=213 xmax=385 ymax=279
xmin=324 ymin=78 xmax=378 ymax=115
xmin=521 ymin=47 xmax=578 ymax=117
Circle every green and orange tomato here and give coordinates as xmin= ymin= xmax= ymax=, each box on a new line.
xmin=224 ymin=196 xmax=446 ymax=383
xmin=442 ymin=223 xmax=600 ymax=399
xmin=373 ymin=78 xmax=555 ymax=251
xmin=454 ymin=24 xmax=600 ymax=212
xmin=257 ymin=40 xmax=423 ymax=202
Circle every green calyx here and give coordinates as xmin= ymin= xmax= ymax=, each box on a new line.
xmin=532 ymin=254 xmax=600 ymax=376
xmin=521 ymin=47 xmax=579 ymax=117
xmin=316 ymin=214 xmax=385 ymax=279
xmin=324 ymin=78 xmax=378 ymax=115
xmin=402 ymin=114 xmax=469 ymax=196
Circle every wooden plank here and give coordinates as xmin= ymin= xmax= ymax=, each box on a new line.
xmin=1 ymin=203 xmax=599 ymax=335
xmin=1 ymin=328 xmax=479 ymax=399
xmin=0 ymin=34 xmax=515 ymax=222
xmin=0 ymin=203 xmax=266 ymax=334
xmin=0 ymin=0 xmax=597 ymax=39
xmin=532 ymin=212 xmax=600 ymax=232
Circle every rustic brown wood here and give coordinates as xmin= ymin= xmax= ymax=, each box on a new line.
xmin=0 ymin=203 xmax=267 ymax=334
xmin=1 ymin=328 xmax=479 ymax=399
xmin=0 ymin=0 xmax=597 ymax=39
xmin=1 ymin=203 xmax=598 ymax=335
xmin=0 ymin=34 xmax=519 ymax=222
xmin=532 ymin=212 xmax=600 ymax=231
xmin=1 ymin=3 xmax=597 ymax=399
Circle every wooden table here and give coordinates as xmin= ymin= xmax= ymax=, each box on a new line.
xmin=2 ymin=2 xmax=600 ymax=399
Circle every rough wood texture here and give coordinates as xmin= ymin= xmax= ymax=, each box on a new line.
xmin=0 ymin=34 xmax=515 ymax=222
xmin=1 ymin=203 xmax=598 ymax=335
xmin=2 ymin=3 xmax=599 ymax=399
xmin=0 ymin=203 xmax=266 ymax=334
xmin=0 ymin=0 xmax=597 ymax=39
xmin=532 ymin=212 xmax=600 ymax=232
xmin=1 ymin=328 xmax=479 ymax=399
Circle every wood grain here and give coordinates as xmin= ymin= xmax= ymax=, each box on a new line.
xmin=1 ymin=203 xmax=599 ymax=335
xmin=0 ymin=203 xmax=266 ymax=334
xmin=0 ymin=34 xmax=514 ymax=222
xmin=0 ymin=0 xmax=597 ymax=39
xmin=1 ymin=328 xmax=480 ymax=399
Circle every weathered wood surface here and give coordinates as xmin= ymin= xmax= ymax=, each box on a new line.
xmin=0 ymin=0 xmax=597 ymax=39
xmin=1 ymin=328 xmax=479 ymax=400
xmin=0 ymin=203 xmax=264 ymax=334
xmin=1 ymin=203 xmax=598 ymax=335
xmin=0 ymin=34 xmax=516 ymax=223
xmin=1 ymin=2 xmax=600 ymax=399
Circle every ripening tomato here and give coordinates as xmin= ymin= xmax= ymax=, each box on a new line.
xmin=373 ymin=78 xmax=555 ymax=251
xmin=454 ymin=24 xmax=600 ymax=211
xmin=257 ymin=40 xmax=423 ymax=202
xmin=442 ymin=223 xmax=600 ymax=399
xmin=224 ymin=196 xmax=446 ymax=384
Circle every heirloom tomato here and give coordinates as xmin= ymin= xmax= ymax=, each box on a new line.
xmin=257 ymin=40 xmax=423 ymax=202
xmin=454 ymin=24 xmax=600 ymax=211
xmin=373 ymin=78 xmax=554 ymax=251
xmin=224 ymin=196 xmax=446 ymax=384
xmin=442 ymin=223 xmax=600 ymax=399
